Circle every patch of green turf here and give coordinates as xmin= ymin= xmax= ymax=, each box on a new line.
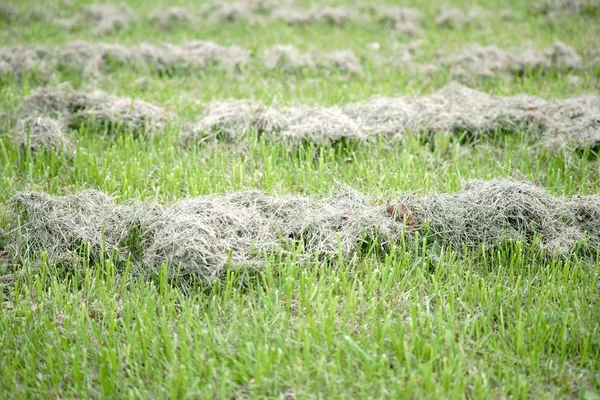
xmin=1 ymin=0 xmax=599 ymax=398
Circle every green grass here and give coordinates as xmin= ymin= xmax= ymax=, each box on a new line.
xmin=1 ymin=0 xmax=600 ymax=398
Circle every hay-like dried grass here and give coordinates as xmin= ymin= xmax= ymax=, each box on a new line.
xmin=435 ymin=7 xmax=489 ymax=29
xmin=445 ymin=41 xmax=583 ymax=81
xmin=397 ymin=180 xmax=574 ymax=254
xmin=263 ymin=45 xmax=315 ymax=71
xmin=147 ymin=7 xmax=193 ymax=30
xmin=207 ymin=0 xmax=272 ymax=23
xmin=375 ymin=6 xmax=421 ymax=35
xmin=282 ymin=108 xmax=363 ymax=145
xmin=0 ymin=40 xmax=250 ymax=77
xmin=272 ymin=5 xmax=358 ymax=26
xmin=20 ymin=86 xmax=168 ymax=134
xmin=56 ymin=3 xmax=137 ymax=36
xmin=13 ymin=117 xmax=74 ymax=154
xmin=0 ymin=40 xmax=589 ymax=81
xmin=7 ymin=191 xmax=153 ymax=265
xmin=531 ymin=0 xmax=600 ymax=15
xmin=182 ymin=100 xmax=296 ymax=143
xmin=262 ymin=45 xmax=362 ymax=74
xmin=0 ymin=46 xmax=51 ymax=78
xmin=187 ymin=83 xmax=600 ymax=149
xmin=56 ymin=40 xmax=251 ymax=73
xmin=6 ymin=180 xmax=600 ymax=283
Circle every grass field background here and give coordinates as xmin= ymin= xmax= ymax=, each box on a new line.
xmin=1 ymin=0 xmax=599 ymax=398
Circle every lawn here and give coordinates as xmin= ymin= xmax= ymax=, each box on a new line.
xmin=0 ymin=0 xmax=599 ymax=398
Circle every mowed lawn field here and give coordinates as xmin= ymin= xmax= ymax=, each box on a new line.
xmin=1 ymin=0 xmax=600 ymax=398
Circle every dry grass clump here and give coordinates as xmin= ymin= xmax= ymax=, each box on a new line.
xmin=186 ymin=83 xmax=600 ymax=148
xmin=0 ymin=4 xmax=16 ymax=21
xmin=375 ymin=6 xmax=421 ymax=35
xmin=0 ymin=46 xmax=51 ymax=78
xmin=54 ymin=40 xmax=250 ymax=74
xmin=435 ymin=7 xmax=489 ymax=29
xmin=0 ymin=40 xmax=250 ymax=77
xmin=6 ymin=189 xmax=402 ymax=282
xmin=345 ymin=82 xmax=600 ymax=147
xmin=262 ymin=45 xmax=362 ymax=75
xmin=321 ymin=50 xmax=363 ymax=75
xmin=143 ymin=189 xmax=400 ymax=281
xmin=342 ymin=97 xmax=415 ymax=138
xmin=56 ymin=3 xmax=137 ymax=35
xmin=0 ymin=3 xmax=47 ymax=23
xmin=20 ymin=86 xmax=169 ymax=134
xmin=272 ymin=5 xmax=358 ymax=26
xmin=147 ymin=7 xmax=193 ymax=30
xmin=544 ymin=41 xmax=583 ymax=70
xmin=85 ymin=3 xmax=137 ymax=35
xmin=263 ymin=45 xmax=315 ymax=71
xmin=7 ymin=180 xmax=600 ymax=282
xmin=541 ymin=95 xmax=600 ymax=148
xmin=445 ymin=41 xmax=583 ymax=81
xmin=185 ymin=102 xmax=364 ymax=145
xmin=531 ymin=0 xmax=600 ymax=15
xmin=6 ymin=191 xmax=154 ymax=266
xmin=282 ymin=108 xmax=363 ymax=145
xmin=397 ymin=179 xmax=600 ymax=256
xmin=208 ymin=0 xmax=272 ymax=23
xmin=13 ymin=117 xmax=74 ymax=154
xmin=183 ymin=100 xmax=295 ymax=143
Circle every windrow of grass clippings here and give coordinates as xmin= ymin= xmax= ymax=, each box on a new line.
xmin=531 ymin=0 xmax=600 ymax=16
xmin=7 ymin=1 xmax=597 ymax=36
xmin=0 ymin=2 xmax=510 ymax=36
xmin=187 ymin=83 xmax=600 ymax=150
xmin=8 ymin=83 xmax=599 ymax=153
xmin=4 ymin=180 xmax=600 ymax=283
xmin=0 ymin=40 xmax=364 ymax=78
xmin=0 ymin=39 xmax=591 ymax=82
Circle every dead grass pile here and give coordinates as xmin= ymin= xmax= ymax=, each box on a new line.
xmin=147 ymin=7 xmax=193 ymax=30
xmin=272 ymin=5 xmax=358 ymax=26
xmin=182 ymin=100 xmax=297 ymax=142
xmin=51 ymin=40 xmax=250 ymax=74
xmin=187 ymin=83 xmax=600 ymax=148
xmin=208 ymin=0 xmax=272 ymax=23
xmin=12 ymin=117 xmax=74 ymax=154
xmin=0 ymin=4 xmax=16 ymax=21
xmin=7 ymin=180 xmax=600 ymax=282
xmin=397 ymin=179 xmax=600 ymax=255
xmin=282 ymin=108 xmax=362 ymax=145
xmin=0 ymin=46 xmax=51 ymax=78
xmin=143 ymin=189 xmax=398 ymax=281
xmin=0 ymin=3 xmax=47 ymax=23
xmin=376 ymin=6 xmax=421 ymax=35
xmin=20 ymin=86 xmax=168 ymax=134
xmin=263 ymin=45 xmax=362 ymax=74
xmin=5 ymin=189 xmax=402 ymax=281
xmin=3 ymin=40 xmax=585 ymax=81
xmin=85 ymin=3 xmax=137 ymax=35
xmin=56 ymin=3 xmax=137 ymax=35
xmin=445 ymin=41 xmax=583 ymax=81
xmin=186 ymin=102 xmax=367 ymax=145
xmin=435 ymin=7 xmax=489 ymax=29
xmin=345 ymin=82 xmax=600 ymax=148
xmin=263 ymin=45 xmax=315 ymax=71
xmin=322 ymin=50 xmax=363 ymax=75
xmin=531 ymin=0 xmax=600 ymax=15
xmin=6 ymin=191 xmax=156 ymax=266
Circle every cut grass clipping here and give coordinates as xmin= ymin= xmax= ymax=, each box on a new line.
xmin=5 ymin=179 xmax=600 ymax=284
xmin=0 ymin=40 xmax=590 ymax=81
xmin=11 ymin=82 xmax=600 ymax=153
xmin=187 ymin=82 xmax=600 ymax=150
